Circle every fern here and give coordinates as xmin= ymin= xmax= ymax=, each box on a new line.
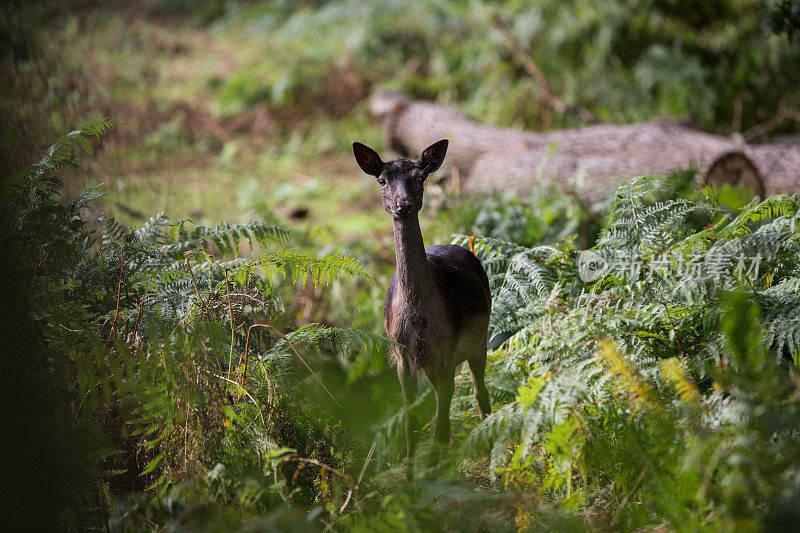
xmin=9 ymin=118 xmax=800 ymax=530
xmin=455 ymin=175 xmax=800 ymax=530
xmin=2 ymin=120 xmax=393 ymax=530
xmin=249 ymin=249 xmax=373 ymax=286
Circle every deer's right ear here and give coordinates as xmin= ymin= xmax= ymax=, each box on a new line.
xmin=352 ymin=142 xmax=385 ymax=177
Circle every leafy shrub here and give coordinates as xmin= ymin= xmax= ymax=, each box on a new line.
xmin=456 ymin=176 xmax=800 ymax=530
xmin=2 ymin=119 xmax=403 ymax=529
xmin=470 ymin=186 xmax=599 ymax=248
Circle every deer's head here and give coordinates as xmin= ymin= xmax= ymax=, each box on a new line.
xmin=352 ymin=139 xmax=448 ymax=219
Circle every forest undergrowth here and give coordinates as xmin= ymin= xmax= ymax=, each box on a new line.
xmin=4 ymin=118 xmax=800 ymax=532
xmin=4 ymin=1 xmax=800 ymax=531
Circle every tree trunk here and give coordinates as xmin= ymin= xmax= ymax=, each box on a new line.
xmin=370 ymin=92 xmax=799 ymax=201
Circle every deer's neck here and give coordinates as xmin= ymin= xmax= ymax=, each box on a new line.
xmin=392 ymin=216 xmax=434 ymax=305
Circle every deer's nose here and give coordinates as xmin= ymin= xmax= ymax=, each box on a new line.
xmin=396 ymin=198 xmax=413 ymax=214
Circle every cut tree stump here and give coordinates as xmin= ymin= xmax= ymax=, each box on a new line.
xmin=370 ymin=91 xmax=799 ymax=201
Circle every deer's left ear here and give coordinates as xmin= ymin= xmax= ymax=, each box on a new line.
xmin=420 ymin=139 xmax=448 ymax=173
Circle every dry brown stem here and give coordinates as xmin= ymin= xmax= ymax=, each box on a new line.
xmin=493 ymin=16 xmax=599 ymax=124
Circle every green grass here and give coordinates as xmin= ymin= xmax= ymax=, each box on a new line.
xmin=52 ymin=9 xmax=375 ymax=230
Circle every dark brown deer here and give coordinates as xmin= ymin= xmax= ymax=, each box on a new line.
xmin=352 ymin=139 xmax=492 ymax=458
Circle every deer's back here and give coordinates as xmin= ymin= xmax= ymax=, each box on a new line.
xmin=425 ymin=244 xmax=491 ymax=325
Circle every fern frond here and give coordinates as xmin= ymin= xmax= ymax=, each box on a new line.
xmin=250 ymin=250 xmax=372 ymax=286
xmin=161 ymin=219 xmax=290 ymax=258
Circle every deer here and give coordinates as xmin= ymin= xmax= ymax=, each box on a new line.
xmin=352 ymin=139 xmax=492 ymax=460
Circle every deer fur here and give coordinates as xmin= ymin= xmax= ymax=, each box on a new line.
xmin=352 ymin=139 xmax=492 ymax=457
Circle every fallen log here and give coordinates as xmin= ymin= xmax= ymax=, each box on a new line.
xmin=370 ymin=92 xmax=799 ymax=201
xmin=370 ymin=91 xmax=540 ymax=171
xmin=467 ymin=123 xmax=765 ymax=201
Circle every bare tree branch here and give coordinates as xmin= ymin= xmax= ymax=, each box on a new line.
xmin=493 ymin=16 xmax=600 ymax=124
xmin=744 ymin=99 xmax=800 ymax=141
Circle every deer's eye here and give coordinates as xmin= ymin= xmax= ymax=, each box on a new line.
xmin=377 ymin=178 xmax=386 ymax=186
xmin=418 ymin=174 xmax=426 ymax=183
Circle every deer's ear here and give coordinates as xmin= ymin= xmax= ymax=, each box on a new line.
xmin=420 ymin=139 xmax=448 ymax=173
xmin=352 ymin=142 xmax=385 ymax=177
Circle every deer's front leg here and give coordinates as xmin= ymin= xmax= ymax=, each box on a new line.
xmin=398 ymin=364 xmax=420 ymax=460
